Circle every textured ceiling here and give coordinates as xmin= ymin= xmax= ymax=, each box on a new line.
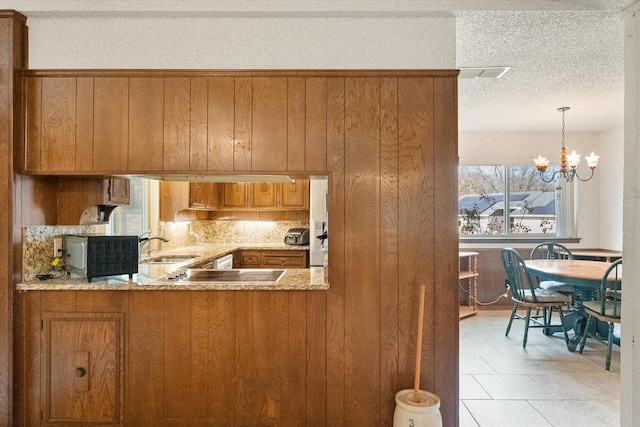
xmin=5 ymin=0 xmax=635 ymax=132
xmin=457 ymin=9 xmax=625 ymax=132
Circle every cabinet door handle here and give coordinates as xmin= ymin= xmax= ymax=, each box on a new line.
xmin=75 ymin=367 xmax=87 ymax=377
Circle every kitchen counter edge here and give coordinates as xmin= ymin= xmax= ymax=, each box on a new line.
xmin=17 ymin=244 xmax=329 ymax=291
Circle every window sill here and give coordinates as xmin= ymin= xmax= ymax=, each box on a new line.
xmin=459 ymin=236 xmax=581 ymax=244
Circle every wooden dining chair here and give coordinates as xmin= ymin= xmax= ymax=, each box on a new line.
xmin=578 ymin=258 xmax=622 ymax=371
xmin=530 ymin=242 xmax=575 ymax=307
xmin=501 ymin=248 xmax=570 ymax=347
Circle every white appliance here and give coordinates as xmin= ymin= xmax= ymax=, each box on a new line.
xmin=213 ymin=253 xmax=233 ymax=269
xmin=309 ymin=178 xmax=328 ymax=267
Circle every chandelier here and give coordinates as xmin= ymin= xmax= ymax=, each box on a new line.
xmin=533 ymin=107 xmax=599 ymax=183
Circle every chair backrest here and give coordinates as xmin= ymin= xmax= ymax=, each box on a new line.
xmin=597 ymin=258 xmax=623 ymax=319
xmin=530 ymin=242 xmax=574 ymax=260
xmin=501 ymin=248 xmax=537 ymax=303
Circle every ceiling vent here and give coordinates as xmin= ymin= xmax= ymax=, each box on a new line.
xmin=459 ymin=66 xmax=511 ymax=79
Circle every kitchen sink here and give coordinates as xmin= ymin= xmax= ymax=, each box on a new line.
xmin=142 ymin=254 xmax=200 ymax=264
xmin=178 ymin=269 xmax=285 ymax=283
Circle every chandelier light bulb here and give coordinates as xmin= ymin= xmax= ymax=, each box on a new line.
xmin=586 ymin=152 xmax=599 ymax=168
xmin=567 ymin=151 xmax=581 ymax=169
xmin=533 ymin=155 xmax=549 ymax=172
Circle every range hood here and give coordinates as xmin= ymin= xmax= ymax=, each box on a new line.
xmin=135 ymin=174 xmax=296 ymax=183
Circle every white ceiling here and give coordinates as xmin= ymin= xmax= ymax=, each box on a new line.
xmin=5 ymin=0 xmax=636 ymax=132
xmin=457 ymin=5 xmax=629 ymax=132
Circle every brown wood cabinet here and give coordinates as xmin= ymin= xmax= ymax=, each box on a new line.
xmin=220 ymin=182 xmax=248 ymax=209
xmin=189 ymin=182 xmax=219 ymax=209
xmin=233 ymin=249 xmax=308 ymax=268
xmin=56 ymin=177 xmax=130 ymax=225
xmin=221 ymin=180 xmax=309 ymax=210
xmin=21 ymin=73 xmax=331 ymax=175
xmin=104 ymin=177 xmax=130 ymax=205
xmin=41 ymin=311 xmax=124 ymax=425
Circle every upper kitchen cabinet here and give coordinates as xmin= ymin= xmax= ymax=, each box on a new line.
xmin=20 ymin=71 xmax=331 ymax=175
xmin=220 ymin=180 xmax=309 ymax=210
xmin=56 ymin=177 xmax=130 ymax=225
xmin=104 ymin=177 xmax=130 ymax=205
xmin=190 ymin=182 xmax=219 ymax=210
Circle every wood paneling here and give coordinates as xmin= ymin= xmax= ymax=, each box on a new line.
xmin=24 ymin=76 xmax=42 ymax=172
xmin=433 ymin=77 xmax=460 ymax=425
xmin=93 ymin=77 xmax=128 ymax=171
xmin=464 ymin=247 xmax=518 ymax=310
xmin=164 ymin=77 xmax=191 ymax=171
xmin=234 ymin=77 xmax=252 ymax=171
xmin=325 ymin=76 xmax=346 ymax=426
xmin=306 ymin=78 xmax=328 ymax=172
xmin=344 ymin=77 xmax=381 ymax=424
xmin=379 ymin=77 xmax=400 ymax=426
xmin=126 ymin=292 xmax=164 ymax=424
xmin=129 ymin=77 xmax=163 ymax=170
xmin=15 ymin=70 xmax=460 ymax=427
xmin=207 ymin=292 xmax=235 ymax=424
xmin=234 ymin=292 xmax=254 ymax=424
xmin=207 ymin=77 xmax=235 ymax=171
xmin=252 ymin=77 xmax=288 ymax=171
xmin=190 ymin=77 xmax=208 ymax=171
xmin=163 ymin=292 xmax=191 ymax=419
xmin=287 ymin=77 xmax=306 ymax=171
xmin=75 ymin=77 xmax=94 ymax=171
xmin=397 ymin=78 xmax=435 ymax=399
xmin=41 ymin=77 xmax=76 ymax=172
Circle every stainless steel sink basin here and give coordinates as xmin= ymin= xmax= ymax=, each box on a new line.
xmin=178 ymin=269 xmax=285 ymax=283
xmin=143 ymin=254 xmax=199 ymax=264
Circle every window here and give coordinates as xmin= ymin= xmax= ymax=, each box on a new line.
xmin=458 ymin=165 xmax=573 ymax=237
xmin=110 ymin=177 xmax=148 ymax=236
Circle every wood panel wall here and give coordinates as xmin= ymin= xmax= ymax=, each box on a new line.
xmin=14 ymin=70 xmax=460 ymax=425
xmin=463 ymin=248 xmax=529 ymax=311
xmin=1 ymin=10 xmax=27 ymax=427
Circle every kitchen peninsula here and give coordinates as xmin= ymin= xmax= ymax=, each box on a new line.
xmin=4 ymin=37 xmax=459 ymax=426
xmin=17 ymin=244 xmax=327 ymax=290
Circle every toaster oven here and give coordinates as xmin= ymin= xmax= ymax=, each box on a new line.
xmin=284 ymin=228 xmax=310 ymax=246
xmin=63 ymin=234 xmax=139 ymax=282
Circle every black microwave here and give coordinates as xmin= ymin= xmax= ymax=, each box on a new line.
xmin=63 ymin=234 xmax=139 ymax=282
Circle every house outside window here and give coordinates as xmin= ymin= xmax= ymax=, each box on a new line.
xmin=458 ymin=165 xmax=574 ymax=237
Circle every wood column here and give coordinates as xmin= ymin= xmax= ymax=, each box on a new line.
xmin=0 ymin=9 xmax=27 ymax=426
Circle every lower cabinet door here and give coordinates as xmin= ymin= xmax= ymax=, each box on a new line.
xmin=42 ymin=312 xmax=124 ymax=425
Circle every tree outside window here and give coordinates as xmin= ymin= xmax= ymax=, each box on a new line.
xmin=458 ymin=165 xmax=558 ymax=236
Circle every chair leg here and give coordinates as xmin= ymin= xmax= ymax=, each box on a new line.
xmin=523 ymin=307 xmax=532 ymax=347
xmin=606 ymin=322 xmax=614 ymax=371
xmin=506 ymin=304 xmax=517 ymax=337
xmin=578 ymin=316 xmax=594 ymax=354
xmin=541 ymin=307 xmax=550 ymax=335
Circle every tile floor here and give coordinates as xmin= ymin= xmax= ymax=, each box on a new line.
xmin=460 ymin=310 xmax=620 ymax=427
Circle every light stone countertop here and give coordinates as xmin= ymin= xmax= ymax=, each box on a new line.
xmin=17 ymin=244 xmax=328 ymax=291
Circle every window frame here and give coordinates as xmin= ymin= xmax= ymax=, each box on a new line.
xmin=458 ymin=164 xmax=577 ymax=242
xmin=109 ymin=177 xmax=150 ymax=237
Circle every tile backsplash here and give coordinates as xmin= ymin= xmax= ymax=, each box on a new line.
xmin=21 ymin=221 xmax=309 ymax=282
xmin=22 ymin=224 xmax=107 ymax=281
xmin=159 ymin=220 xmax=309 ymax=250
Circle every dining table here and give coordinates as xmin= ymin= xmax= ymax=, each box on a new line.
xmin=523 ymin=259 xmax=622 ymax=351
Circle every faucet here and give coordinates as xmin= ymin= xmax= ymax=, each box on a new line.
xmin=139 ymin=236 xmax=170 ymax=258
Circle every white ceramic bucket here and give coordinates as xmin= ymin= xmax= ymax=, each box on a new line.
xmin=393 ymin=389 xmax=443 ymax=427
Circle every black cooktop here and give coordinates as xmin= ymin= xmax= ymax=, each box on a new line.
xmin=179 ymin=269 xmax=285 ymax=283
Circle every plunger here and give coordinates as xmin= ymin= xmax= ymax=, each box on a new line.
xmin=413 ymin=285 xmax=426 ymax=403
